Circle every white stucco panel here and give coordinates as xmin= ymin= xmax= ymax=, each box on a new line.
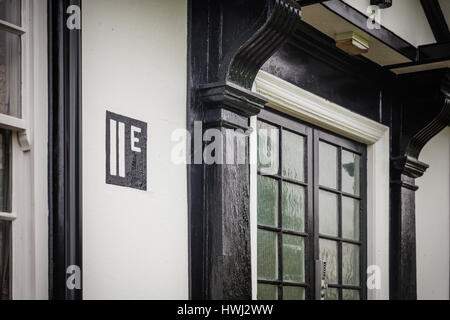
xmin=416 ymin=127 xmax=450 ymax=300
xmin=82 ymin=0 xmax=188 ymax=300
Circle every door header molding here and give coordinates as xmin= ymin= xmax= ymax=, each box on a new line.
xmin=254 ymin=71 xmax=388 ymax=144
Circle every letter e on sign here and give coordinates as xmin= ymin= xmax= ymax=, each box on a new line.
xmin=106 ymin=111 xmax=148 ymax=190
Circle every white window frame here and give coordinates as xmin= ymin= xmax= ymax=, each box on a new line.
xmin=0 ymin=0 xmax=48 ymax=300
xmin=250 ymin=70 xmax=390 ymax=300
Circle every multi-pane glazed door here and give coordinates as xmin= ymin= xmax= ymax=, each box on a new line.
xmin=256 ymin=109 xmax=367 ymax=300
xmin=314 ymin=130 xmax=367 ymax=300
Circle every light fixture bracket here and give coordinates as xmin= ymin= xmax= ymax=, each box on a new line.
xmin=370 ymin=0 xmax=392 ymax=9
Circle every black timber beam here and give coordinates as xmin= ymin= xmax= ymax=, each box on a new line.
xmin=384 ymin=42 xmax=450 ymax=70
xmin=321 ymin=0 xmax=417 ymax=61
xmin=296 ymin=0 xmax=327 ymax=6
xmin=420 ymin=0 xmax=450 ymax=43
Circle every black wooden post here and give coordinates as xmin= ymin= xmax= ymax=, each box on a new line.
xmin=390 ymin=69 xmax=450 ymax=300
xmin=198 ymin=84 xmax=267 ymax=299
xmin=48 ymin=0 xmax=83 ymax=300
xmin=188 ymin=0 xmax=301 ymax=299
xmin=390 ymin=156 xmax=429 ymax=300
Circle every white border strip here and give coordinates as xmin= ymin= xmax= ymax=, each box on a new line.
xmin=254 ymin=71 xmax=386 ymax=144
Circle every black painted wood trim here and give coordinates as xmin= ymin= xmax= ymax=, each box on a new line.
xmin=188 ymin=0 xmax=302 ymax=300
xmin=419 ymin=42 xmax=450 ymax=62
xmin=48 ymin=0 xmax=82 ymax=300
xmin=296 ymin=0 xmax=327 ymax=6
xmin=321 ymin=0 xmax=417 ymax=61
xmin=227 ymin=0 xmax=302 ymax=89
xmin=420 ymin=0 xmax=450 ymax=43
xmin=389 ymin=68 xmax=450 ymax=300
xmin=291 ymin=21 xmax=391 ymax=84
xmin=384 ymin=42 xmax=450 ymax=71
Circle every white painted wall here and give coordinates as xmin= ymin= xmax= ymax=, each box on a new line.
xmin=343 ymin=0 xmax=436 ymax=47
xmin=416 ymin=127 xmax=450 ymax=300
xmin=82 ymin=0 xmax=188 ymax=299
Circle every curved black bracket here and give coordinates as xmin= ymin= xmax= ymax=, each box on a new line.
xmin=198 ymin=0 xmax=301 ymax=117
xmin=405 ymin=70 xmax=450 ymax=159
xmin=226 ymin=0 xmax=302 ymax=89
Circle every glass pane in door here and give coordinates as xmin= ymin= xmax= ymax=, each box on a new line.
xmin=342 ymin=243 xmax=360 ymax=286
xmin=258 ymin=121 xmax=279 ymax=175
xmin=283 ymin=286 xmax=305 ymax=300
xmin=343 ymin=289 xmax=360 ymax=300
xmin=319 ymin=239 xmax=338 ymax=284
xmin=342 ymin=197 xmax=360 ymax=241
xmin=319 ymin=142 xmax=338 ymax=189
xmin=282 ymin=130 xmax=305 ymax=182
xmin=257 ymin=284 xmax=278 ymax=300
xmin=342 ymin=150 xmax=360 ymax=196
xmin=324 ymin=288 xmax=339 ymax=300
xmin=282 ymin=235 xmax=305 ymax=282
xmin=319 ymin=190 xmax=338 ymax=237
xmin=282 ymin=182 xmax=305 ymax=232
xmin=257 ymin=176 xmax=278 ymax=227
xmin=257 ymin=230 xmax=278 ymax=280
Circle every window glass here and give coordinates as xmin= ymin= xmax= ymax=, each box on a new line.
xmin=0 ymin=29 xmax=21 ymax=118
xmin=0 ymin=130 xmax=10 ymax=212
xmin=0 ymin=220 xmax=11 ymax=300
xmin=0 ymin=0 xmax=21 ymax=26
xmin=0 ymin=0 xmax=19 ymax=301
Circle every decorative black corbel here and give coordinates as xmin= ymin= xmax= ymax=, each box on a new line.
xmin=390 ymin=68 xmax=450 ymax=300
xmin=226 ymin=0 xmax=302 ymax=89
xmin=188 ymin=0 xmax=301 ymax=299
xmin=405 ymin=72 xmax=450 ymax=159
